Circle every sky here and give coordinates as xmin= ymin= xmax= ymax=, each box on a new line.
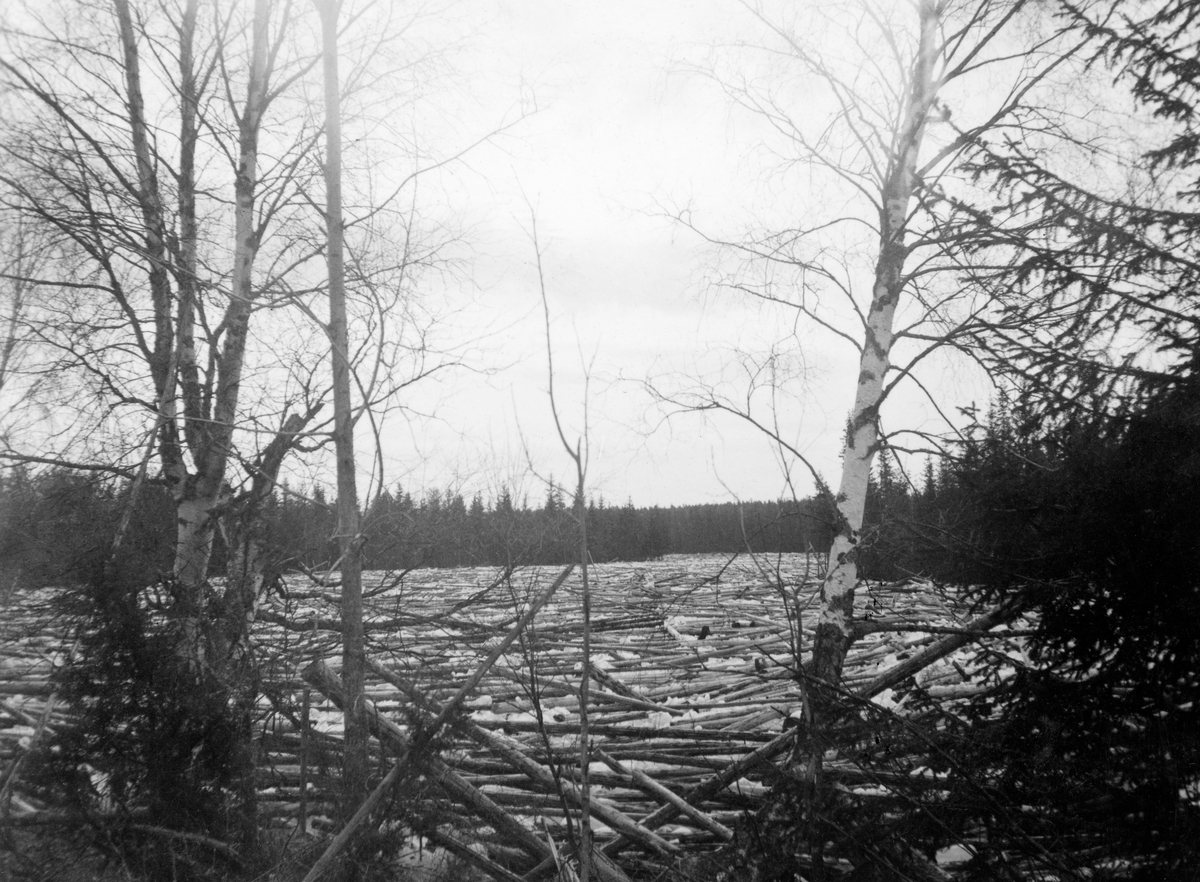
xmin=348 ymin=0 xmax=990 ymax=508
xmin=0 ymin=0 xmax=1135 ymax=514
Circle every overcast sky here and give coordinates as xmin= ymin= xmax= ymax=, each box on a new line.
xmin=358 ymin=0 xmax=988 ymax=508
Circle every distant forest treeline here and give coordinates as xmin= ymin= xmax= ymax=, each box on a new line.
xmin=0 ymin=470 xmax=844 ymax=586
xmin=9 ymin=399 xmax=1139 ymax=588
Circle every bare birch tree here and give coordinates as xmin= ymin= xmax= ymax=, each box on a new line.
xmin=0 ymin=0 xmax=321 ymax=664
xmin=0 ymin=0 xmax=524 ymax=842
xmin=0 ymin=0 xmax=516 ymax=647
xmin=657 ymin=0 xmax=1089 ymax=691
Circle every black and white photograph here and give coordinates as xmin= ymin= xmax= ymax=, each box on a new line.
xmin=1 ymin=1 xmax=1197 ymax=880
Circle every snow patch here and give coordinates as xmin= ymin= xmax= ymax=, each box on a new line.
xmin=936 ymin=844 xmax=975 ymax=865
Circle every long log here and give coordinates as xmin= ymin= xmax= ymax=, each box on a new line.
xmin=469 ymin=718 xmax=775 ymax=743
xmin=856 ymin=600 xmax=1024 ymax=699
xmin=601 ymin=727 xmax=798 ymax=857
xmin=594 ymin=748 xmax=733 ymax=842
xmin=0 ymin=682 xmax=53 ymax=696
xmin=301 ymin=661 xmax=552 ymax=866
xmin=424 ymin=563 xmax=576 ymax=738
xmin=0 ymin=698 xmax=46 ymax=728
xmin=366 ymin=658 xmax=680 ymax=859
xmin=298 ymin=564 xmax=575 ymax=880
xmin=487 ymin=664 xmax=683 ymax=717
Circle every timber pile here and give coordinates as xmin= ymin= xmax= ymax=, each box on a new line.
xmin=0 ymin=555 xmax=1033 ymax=872
xmin=0 ymin=588 xmax=67 ymax=771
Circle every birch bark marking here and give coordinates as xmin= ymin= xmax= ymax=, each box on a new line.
xmin=811 ymin=0 xmax=940 ymax=687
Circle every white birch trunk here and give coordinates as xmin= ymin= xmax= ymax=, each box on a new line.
xmin=113 ymin=0 xmax=272 ymax=673
xmin=811 ymin=0 xmax=940 ymax=686
xmin=169 ymin=0 xmax=271 ymax=611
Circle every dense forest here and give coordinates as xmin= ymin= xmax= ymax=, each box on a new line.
xmin=0 ymin=469 xmax=837 ymax=583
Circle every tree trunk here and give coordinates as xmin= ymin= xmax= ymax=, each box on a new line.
xmin=576 ymin=475 xmax=593 ymax=881
xmin=167 ymin=0 xmax=270 ymax=648
xmin=811 ymin=0 xmax=940 ymax=688
xmin=173 ymin=493 xmax=217 ymax=663
xmin=113 ymin=0 xmax=174 ymax=402
xmin=117 ymin=0 xmax=278 ymax=850
xmin=176 ymin=0 xmax=205 ymax=458
xmin=315 ymin=0 xmax=369 ymax=819
xmin=221 ymin=408 xmax=319 ymax=851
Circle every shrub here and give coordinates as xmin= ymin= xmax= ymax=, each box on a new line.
xmin=29 ymin=571 xmax=245 ymax=881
